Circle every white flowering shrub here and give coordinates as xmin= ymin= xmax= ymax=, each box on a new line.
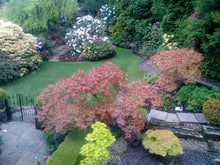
xmin=99 ymin=4 xmax=116 ymax=33
xmin=0 ymin=20 xmax=42 ymax=78
xmin=65 ymin=15 xmax=108 ymax=56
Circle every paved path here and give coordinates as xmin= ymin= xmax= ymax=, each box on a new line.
xmin=0 ymin=121 xmax=51 ymax=165
xmin=147 ymin=109 xmax=207 ymax=123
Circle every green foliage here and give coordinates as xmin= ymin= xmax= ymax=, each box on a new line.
xmin=175 ymin=84 xmax=220 ymax=112
xmin=34 ymin=95 xmax=42 ymax=109
xmin=80 ymin=0 xmax=108 ymax=16
xmin=138 ymin=23 xmax=163 ymax=58
xmin=110 ymin=0 xmax=156 ymax=47
xmin=83 ymin=40 xmax=115 ymax=61
xmin=80 ymin=122 xmax=116 ymax=165
xmin=174 ymin=0 xmax=220 ymax=81
xmin=161 ymin=94 xmax=176 ymax=111
xmin=142 ymin=129 xmax=183 ymax=157
xmin=4 ymin=0 xmax=78 ymax=33
xmin=201 ymin=28 xmax=220 ymax=81
xmin=161 ymin=0 xmax=194 ymax=34
xmin=203 ymin=98 xmax=220 ymax=123
xmin=44 ymin=130 xmax=56 ymax=152
xmin=46 ymin=129 xmax=91 ymax=165
xmin=36 ymin=32 xmax=54 ymax=61
xmin=0 ymin=88 xmax=6 ymax=102
xmin=150 ymin=0 xmax=166 ymax=22
xmin=0 ymin=51 xmax=19 ymax=83
xmin=0 ymin=135 xmax=3 ymax=145
xmin=111 ymin=21 xmax=126 ymax=47
xmin=142 ymin=74 xmax=158 ymax=84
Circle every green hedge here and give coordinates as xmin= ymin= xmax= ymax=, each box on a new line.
xmin=46 ymin=129 xmax=91 ymax=165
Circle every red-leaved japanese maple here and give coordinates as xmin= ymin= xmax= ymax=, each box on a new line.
xmin=151 ymin=49 xmax=204 ymax=92
xmin=38 ymin=62 xmax=162 ymax=140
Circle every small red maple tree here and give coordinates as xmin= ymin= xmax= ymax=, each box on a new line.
xmin=38 ymin=62 xmax=162 ymax=140
xmin=151 ymin=49 xmax=204 ymax=92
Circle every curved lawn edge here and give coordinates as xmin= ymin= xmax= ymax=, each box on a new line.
xmin=1 ymin=48 xmax=145 ymax=98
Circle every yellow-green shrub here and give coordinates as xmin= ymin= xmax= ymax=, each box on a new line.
xmin=142 ymin=129 xmax=183 ymax=157
xmin=203 ymin=98 xmax=220 ymax=123
xmin=0 ymin=20 xmax=42 ymax=77
xmin=34 ymin=95 xmax=42 ymax=109
xmin=0 ymin=88 xmax=6 ymax=102
xmin=80 ymin=122 xmax=116 ymax=165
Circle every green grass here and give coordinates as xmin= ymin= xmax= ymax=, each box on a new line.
xmin=46 ymin=129 xmax=91 ymax=165
xmin=0 ymin=48 xmax=145 ymax=98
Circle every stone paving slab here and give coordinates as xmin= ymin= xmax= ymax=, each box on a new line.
xmin=0 ymin=121 xmax=51 ymax=165
xmin=194 ymin=113 xmax=206 ymax=123
xmin=148 ymin=109 xmax=168 ymax=121
xmin=177 ymin=113 xmax=198 ymax=123
xmin=166 ymin=113 xmax=179 ymax=123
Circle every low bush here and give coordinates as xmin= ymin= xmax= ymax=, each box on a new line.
xmin=161 ymin=94 xmax=176 ymax=112
xmin=203 ymin=98 xmax=220 ymax=123
xmin=35 ymin=33 xmax=54 ymax=61
xmin=138 ymin=22 xmax=163 ymax=58
xmin=142 ymin=129 xmax=183 ymax=157
xmin=175 ymin=84 xmax=220 ymax=111
xmin=151 ymin=49 xmax=204 ymax=92
xmin=80 ymin=122 xmax=115 ymax=165
xmin=44 ymin=130 xmax=56 ymax=153
xmin=142 ymin=74 xmax=158 ymax=84
xmin=0 ymin=88 xmax=6 ymax=102
xmin=83 ymin=40 xmax=115 ymax=61
xmin=0 ymin=20 xmax=42 ymax=78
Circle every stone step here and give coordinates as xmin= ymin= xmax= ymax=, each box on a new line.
xmin=202 ymin=125 xmax=220 ymax=141
xmin=147 ymin=109 xmax=208 ymax=124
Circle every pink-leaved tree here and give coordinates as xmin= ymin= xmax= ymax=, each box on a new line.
xmin=38 ymin=62 xmax=162 ymax=140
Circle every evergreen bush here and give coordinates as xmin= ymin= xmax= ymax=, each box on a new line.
xmin=82 ymin=39 xmax=115 ymax=61
xmin=203 ymin=98 xmax=220 ymax=123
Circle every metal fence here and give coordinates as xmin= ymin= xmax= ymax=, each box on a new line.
xmin=6 ymin=94 xmax=38 ymax=123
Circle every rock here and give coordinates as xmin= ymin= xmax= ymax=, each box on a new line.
xmin=102 ymin=137 xmax=128 ymax=165
xmin=175 ymin=106 xmax=183 ymax=112
xmin=50 ymin=44 xmax=71 ymax=61
xmin=179 ymin=138 xmax=208 ymax=152
xmin=207 ymin=140 xmax=220 ymax=152
xmin=202 ymin=125 xmax=220 ymax=141
xmin=77 ymin=53 xmax=86 ymax=62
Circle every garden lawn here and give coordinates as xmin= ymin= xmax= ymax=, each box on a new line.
xmin=0 ymin=48 xmax=145 ymax=98
xmin=46 ymin=128 xmax=91 ymax=165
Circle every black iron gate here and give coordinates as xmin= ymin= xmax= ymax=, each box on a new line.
xmin=6 ymin=94 xmax=38 ymax=123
